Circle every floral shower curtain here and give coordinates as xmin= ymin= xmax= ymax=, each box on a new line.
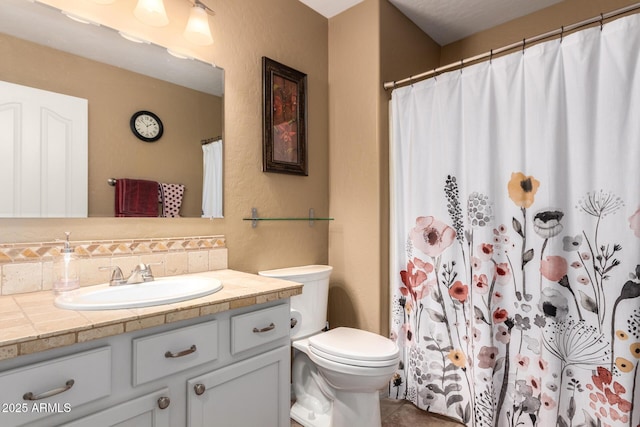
xmin=389 ymin=13 xmax=640 ymax=427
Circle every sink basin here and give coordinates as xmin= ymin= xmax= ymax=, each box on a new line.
xmin=54 ymin=275 xmax=223 ymax=310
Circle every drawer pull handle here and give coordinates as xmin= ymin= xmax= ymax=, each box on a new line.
xmin=23 ymin=379 xmax=75 ymax=401
xmin=253 ymin=323 xmax=276 ymax=333
xmin=157 ymin=396 xmax=170 ymax=410
xmin=165 ymin=344 xmax=197 ymax=358
xmin=194 ymin=383 xmax=206 ymax=395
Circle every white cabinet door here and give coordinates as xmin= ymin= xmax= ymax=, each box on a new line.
xmin=62 ymin=388 xmax=171 ymax=427
xmin=187 ymin=346 xmax=290 ymax=427
xmin=0 ymin=80 xmax=87 ymax=217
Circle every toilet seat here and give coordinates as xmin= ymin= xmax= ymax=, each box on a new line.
xmin=308 ymin=327 xmax=399 ymax=368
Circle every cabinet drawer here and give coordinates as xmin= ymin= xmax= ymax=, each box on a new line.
xmin=231 ymin=304 xmax=290 ymax=354
xmin=133 ymin=319 xmax=218 ymax=386
xmin=0 ymin=347 xmax=111 ymax=425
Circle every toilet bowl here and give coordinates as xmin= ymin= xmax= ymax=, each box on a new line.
xmin=258 ymin=266 xmax=400 ymax=427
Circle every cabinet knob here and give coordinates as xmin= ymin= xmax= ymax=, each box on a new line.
xmin=194 ymin=383 xmax=206 ymax=396
xmin=157 ymin=396 xmax=170 ymax=410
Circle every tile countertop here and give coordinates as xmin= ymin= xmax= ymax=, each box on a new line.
xmin=0 ymin=269 xmax=302 ymax=362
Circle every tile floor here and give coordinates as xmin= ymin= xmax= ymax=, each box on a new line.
xmin=291 ymin=398 xmax=464 ymax=426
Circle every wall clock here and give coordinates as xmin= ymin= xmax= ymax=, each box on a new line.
xmin=130 ymin=110 xmax=163 ymax=142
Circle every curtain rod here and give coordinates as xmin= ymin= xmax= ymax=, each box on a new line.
xmin=383 ymin=2 xmax=640 ymax=90
xmin=201 ymin=136 xmax=222 ymax=145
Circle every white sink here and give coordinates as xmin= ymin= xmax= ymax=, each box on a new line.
xmin=54 ymin=275 xmax=223 ymax=310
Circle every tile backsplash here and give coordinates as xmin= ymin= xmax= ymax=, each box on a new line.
xmin=0 ymin=236 xmax=227 ymax=295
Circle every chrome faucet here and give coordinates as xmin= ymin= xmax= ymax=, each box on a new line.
xmin=127 ymin=263 xmax=155 ymax=284
xmin=100 ymin=263 xmax=157 ymax=286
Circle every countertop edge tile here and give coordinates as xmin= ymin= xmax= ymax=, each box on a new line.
xmin=0 ymin=269 xmax=302 ymax=360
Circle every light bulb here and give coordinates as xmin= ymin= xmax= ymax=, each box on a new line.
xmin=133 ymin=0 xmax=169 ymax=27
xmin=184 ymin=4 xmax=213 ymax=46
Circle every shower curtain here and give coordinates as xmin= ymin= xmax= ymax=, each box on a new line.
xmin=390 ymin=13 xmax=640 ymax=427
xmin=202 ymin=139 xmax=223 ymax=218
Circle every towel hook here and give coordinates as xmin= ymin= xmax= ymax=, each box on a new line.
xmin=560 ymin=26 xmax=564 ymax=43
xmin=489 ymin=49 xmax=493 ymax=64
xmin=600 ymin=13 xmax=604 ymax=31
xmin=522 ymin=38 xmax=526 ymax=55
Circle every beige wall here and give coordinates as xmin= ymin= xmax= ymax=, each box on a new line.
xmin=441 ymin=0 xmax=639 ymax=64
xmin=0 ymin=0 xmax=329 ymax=274
xmin=0 ymin=34 xmax=221 ymax=217
xmin=327 ymin=0 xmax=440 ymax=334
xmin=328 ymin=0 xmax=380 ymax=332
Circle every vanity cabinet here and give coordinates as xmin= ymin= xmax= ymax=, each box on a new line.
xmin=188 ymin=346 xmax=290 ymax=426
xmin=63 ymin=388 xmax=171 ymax=427
xmin=0 ymin=300 xmax=291 ymax=427
xmin=187 ymin=302 xmax=292 ymax=427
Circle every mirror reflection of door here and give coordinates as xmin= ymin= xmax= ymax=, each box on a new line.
xmin=0 ymin=0 xmax=224 ymax=218
xmin=0 ymin=80 xmax=88 ymax=218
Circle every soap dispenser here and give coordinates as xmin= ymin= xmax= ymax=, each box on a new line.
xmin=53 ymin=232 xmax=79 ymax=294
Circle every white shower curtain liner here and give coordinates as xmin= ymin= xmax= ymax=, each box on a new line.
xmin=390 ymin=12 xmax=640 ymax=427
xmin=202 ymin=139 xmax=223 ymax=218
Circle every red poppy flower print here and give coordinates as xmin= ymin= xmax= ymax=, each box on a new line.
xmin=493 ymin=308 xmax=509 ymax=323
xmin=400 ymin=259 xmax=432 ymax=302
xmin=473 ymin=274 xmax=489 ymax=294
xmin=410 ymin=216 xmax=456 ymax=258
xmin=495 ymin=263 xmax=512 ymax=285
xmin=540 ymin=256 xmax=568 ymax=282
xmin=477 ymin=243 xmax=494 ymax=261
xmin=449 ymin=281 xmax=469 ymax=303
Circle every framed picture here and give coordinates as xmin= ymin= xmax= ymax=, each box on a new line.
xmin=262 ymin=57 xmax=308 ymax=175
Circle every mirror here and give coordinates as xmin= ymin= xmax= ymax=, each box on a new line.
xmin=0 ymin=0 xmax=224 ymax=218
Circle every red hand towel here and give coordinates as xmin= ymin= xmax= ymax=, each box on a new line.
xmin=115 ymin=179 xmax=159 ymax=217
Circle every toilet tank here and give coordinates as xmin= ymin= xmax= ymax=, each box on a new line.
xmin=258 ymin=265 xmax=332 ymax=339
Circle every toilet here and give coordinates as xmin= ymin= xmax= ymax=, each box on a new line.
xmin=258 ymin=265 xmax=400 ymax=427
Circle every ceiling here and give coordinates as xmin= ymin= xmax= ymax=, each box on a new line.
xmin=300 ymin=0 xmax=563 ymax=45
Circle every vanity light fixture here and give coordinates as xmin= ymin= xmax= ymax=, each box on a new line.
xmin=119 ymin=31 xmax=150 ymax=44
xmin=133 ymin=0 xmax=169 ymax=27
xmin=183 ymin=0 xmax=214 ymax=46
xmin=167 ymin=48 xmax=193 ymax=59
xmin=62 ymin=11 xmax=100 ymax=25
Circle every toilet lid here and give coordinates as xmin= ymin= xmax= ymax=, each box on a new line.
xmin=308 ymin=327 xmax=399 ymax=367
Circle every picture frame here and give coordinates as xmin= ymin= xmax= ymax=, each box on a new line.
xmin=262 ymin=57 xmax=308 ymax=175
